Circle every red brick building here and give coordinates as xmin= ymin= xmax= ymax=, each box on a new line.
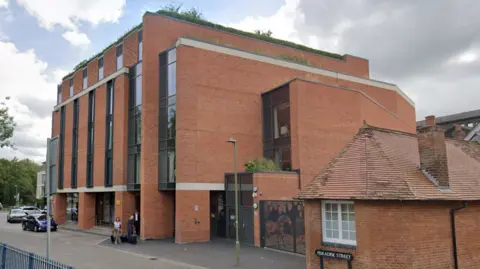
xmin=49 ymin=10 xmax=415 ymax=246
xmin=299 ymin=116 xmax=480 ymax=269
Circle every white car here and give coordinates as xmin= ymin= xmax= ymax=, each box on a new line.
xmin=19 ymin=206 xmax=44 ymax=215
xmin=7 ymin=208 xmax=26 ymax=223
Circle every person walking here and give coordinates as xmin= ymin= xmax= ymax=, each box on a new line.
xmin=134 ymin=210 xmax=140 ymax=237
xmin=113 ymin=217 xmax=122 ymax=244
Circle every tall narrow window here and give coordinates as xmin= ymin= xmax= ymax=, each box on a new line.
xmin=105 ymin=80 xmax=114 ymax=187
xmin=86 ymin=90 xmax=95 ymax=188
xmin=158 ymin=48 xmax=176 ymax=190
xmin=69 ymin=78 xmax=74 ymax=97
xmin=82 ymin=68 xmax=88 ymax=89
xmin=71 ymin=99 xmax=79 ymax=188
xmin=138 ymin=30 xmax=143 ymax=61
xmin=116 ymin=44 xmax=123 ymax=70
xmin=98 ymin=57 xmax=104 ymax=80
xmin=58 ymin=106 xmax=65 ymax=189
xmin=57 ymin=85 xmax=62 ymax=104
xmin=127 ymin=62 xmax=142 ymax=190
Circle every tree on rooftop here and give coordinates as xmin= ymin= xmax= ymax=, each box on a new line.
xmin=254 ymin=29 xmax=273 ymax=37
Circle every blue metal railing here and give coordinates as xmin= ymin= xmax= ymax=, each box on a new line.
xmin=0 ymin=243 xmax=75 ymax=269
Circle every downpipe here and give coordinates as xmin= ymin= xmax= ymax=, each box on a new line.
xmin=450 ymin=202 xmax=467 ymax=269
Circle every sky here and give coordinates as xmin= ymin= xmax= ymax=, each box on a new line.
xmin=0 ymin=0 xmax=478 ymax=162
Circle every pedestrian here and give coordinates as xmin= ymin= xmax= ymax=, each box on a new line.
xmin=134 ymin=210 xmax=140 ymax=237
xmin=113 ymin=217 xmax=121 ymax=244
xmin=127 ymin=215 xmax=137 ymax=244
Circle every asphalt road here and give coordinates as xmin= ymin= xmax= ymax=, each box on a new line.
xmin=0 ymin=213 xmax=202 ymax=269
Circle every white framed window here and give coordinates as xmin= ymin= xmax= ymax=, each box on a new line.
xmin=116 ymin=44 xmax=123 ymax=70
xmin=322 ymin=200 xmax=356 ymax=246
xmin=98 ymin=56 xmax=104 ymax=80
xmin=69 ymin=78 xmax=74 ymax=97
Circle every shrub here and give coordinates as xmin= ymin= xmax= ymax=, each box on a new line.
xmin=244 ymin=158 xmax=281 ymax=172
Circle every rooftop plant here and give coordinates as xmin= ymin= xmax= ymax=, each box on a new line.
xmin=63 ymin=5 xmax=342 ymax=81
xmin=245 ymin=158 xmax=281 ymax=172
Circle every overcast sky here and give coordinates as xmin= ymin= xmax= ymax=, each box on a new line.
xmin=0 ymin=0 xmax=478 ymax=161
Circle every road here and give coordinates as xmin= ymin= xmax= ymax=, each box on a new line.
xmin=0 ymin=213 xmax=202 ymax=269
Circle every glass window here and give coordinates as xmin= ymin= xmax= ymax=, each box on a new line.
xmin=138 ymin=30 xmax=143 ymax=62
xmin=107 ymin=84 xmax=114 ymax=115
xmin=167 ymin=105 xmax=176 ymax=139
xmin=89 ymin=93 xmax=95 ymax=122
xmin=69 ymin=78 xmax=74 ymax=97
xmin=108 ymin=122 xmax=113 ymax=150
xmin=274 ymin=148 xmax=291 ymax=171
xmin=135 ymin=76 xmax=142 ymax=106
xmin=167 ymin=62 xmax=176 ymax=96
xmin=116 ymin=44 xmax=123 ymax=70
xmin=273 ymin=102 xmax=290 ymax=139
xmin=57 ymin=86 xmax=62 ymax=104
xmin=98 ymin=57 xmax=104 ymax=80
xmin=167 ymin=150 xmax=175 ymax=183
xmin=83 ymin=68 xmax=88 ymax=89
xmin=135 ymin=114 xmax=141 ymax=144
xmin=322 ymin=201 xmax=356 ymax=246
xmin=135 ymin=154 xmax=141 ymax=184
xmin=106 ymin=158 xmax=113 ymax=185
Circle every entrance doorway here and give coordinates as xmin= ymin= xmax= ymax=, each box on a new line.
xmin=210 ymin=191 xmax=226 ymax=239
xmin=224 ymin=173 xmax=254 ymax=245
xmin=95 ymin=192 xmax=115 ymax=226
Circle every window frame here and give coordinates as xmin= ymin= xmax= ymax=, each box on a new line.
xmin=98 ymin=56 xmax=104 ymax=80
xmin=69 ymin=78 xmax=74 ymax=97
xmin=321 ymin=200 xmax=356 ymax=246
xmin=82 ymin=67 xmax=88 ymax=89
xmin=116 ymin=44 xmax=123 ymax=70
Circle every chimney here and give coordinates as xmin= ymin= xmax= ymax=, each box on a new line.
xmin=425 ymin=115 xmax=436 ymax=127
xmin=454 ymin=124 xmax=465 ymax=140
xmin=418 ymin=115 xmax=450 ymax=188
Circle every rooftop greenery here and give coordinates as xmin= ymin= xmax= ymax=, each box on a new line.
xmin=62 ymin=6 xmax=343 ymax=81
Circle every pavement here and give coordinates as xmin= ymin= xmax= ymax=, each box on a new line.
xmin=0 ymin=213 xmax=305 ymax=269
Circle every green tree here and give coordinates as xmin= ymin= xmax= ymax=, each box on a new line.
xmin=0 ymin=97 xmax=15 ymax=148
xmin=0 ymin=158 xmax=40 ymax=207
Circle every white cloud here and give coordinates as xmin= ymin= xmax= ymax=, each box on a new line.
xmin=16 ymin=0 xmax=125 ymax=46
xmin=0 ymin=0 xmax=7 ymax=8
xmin=0 ymin=41 xmax=68 ymax=161
xmin=62 ymin=30 xmax=91 ymax=47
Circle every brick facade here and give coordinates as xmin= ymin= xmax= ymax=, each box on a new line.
xmin=78 ymin=192 xmax=95 ymax=230
xmin=304 ymin=201 xmax=480 ymax=269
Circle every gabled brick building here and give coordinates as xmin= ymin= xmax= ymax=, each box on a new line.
xmin=50 ymin=10 xmax=416 ymax=246
xmin=299 ymin=116 xmax=480 ymax=269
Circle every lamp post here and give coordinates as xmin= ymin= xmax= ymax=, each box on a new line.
xmin=226 ymin=138 xmax=240 ymax=266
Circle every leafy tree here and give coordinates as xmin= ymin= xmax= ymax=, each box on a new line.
xmin=161 ymin=4 xmax=203 ymax=20
xmin=0 ymin=97 xmax=15 ymax=148
xmin=254 ymin=29 xmax=273 ymax=37
xmin=0 ymin=158 xmax=41 ymax=207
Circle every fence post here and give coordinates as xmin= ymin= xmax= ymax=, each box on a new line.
xmin=28 ymin=253 xmax=34 ymax=269
xmin=1 ymin=244 xmax=6 ymax=269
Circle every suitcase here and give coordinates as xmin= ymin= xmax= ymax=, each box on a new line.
xmin=128 ymin=234 xmax=137 ymax=245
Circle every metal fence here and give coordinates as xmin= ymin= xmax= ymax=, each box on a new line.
xmin=0 ymin=243 xmax=74 ymax=269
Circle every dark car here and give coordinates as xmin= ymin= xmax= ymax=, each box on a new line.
xmin=7 ymin=208 xmax=26 ymax=223
xmin=21 ymin=214 xmax=57 ymax=232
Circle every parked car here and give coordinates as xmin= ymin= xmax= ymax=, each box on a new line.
xmin=21 ymin=214 xmax=57 ymax=232
xmin=0 ymin=202 xmax=3 ymax=210
xmin=7 ymin=208 xmax=27 ymax=223
xmin=19 ymin=206 xmax=45 ymax=215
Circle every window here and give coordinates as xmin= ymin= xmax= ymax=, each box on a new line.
xmin=86 ymin=90 xmax=95 ymax=188
xmin=69 ymin=78 xmax=74 ymax=97
xmin=322 ymin=201 xmax=356 ymax=246
xmin=58 ymin=107 xmax=65 ymax=189
xmin=105 ymin=81 xmax=114 ymax=187
xmin=158 ymin=48 xmax=176 ymax=189
xmin=82 ymin=68 xmax=88 ymax=89
xmin=273 ymin=102 xmax=290 ymax=139
xmin=116 ymin=44 xmax=123 ymax=70
xmin=98 ymin=57 xmax=104 ymax=80
xmin=138 ymin=30 xmax=143 ymax=61
xmin=71 ymin=99 xmax=79 ymax=188
xmin=57 ymin=85 xmax=62 ymax=104
xmin=127 ymin=62 xmax=142 ymax=190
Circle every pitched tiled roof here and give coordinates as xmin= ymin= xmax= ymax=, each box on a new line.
xmin=298 ymin=126 xmax=480 ymax=200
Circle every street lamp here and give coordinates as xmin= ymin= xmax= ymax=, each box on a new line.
xmin=226 ymin=138 xmax=240 ymax=267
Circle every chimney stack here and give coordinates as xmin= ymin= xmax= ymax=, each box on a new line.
xmin=454 ymin=124 xmax=465 ymax=140
xmin=418 ymin=115 xmax=450 ymax=188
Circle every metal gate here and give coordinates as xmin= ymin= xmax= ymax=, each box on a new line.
xmin=260 ymin=200 xmax=305 ymax=254
xmin=225 ymin=173 xmax=254 ymax=245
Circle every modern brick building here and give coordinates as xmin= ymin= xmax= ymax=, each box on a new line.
xmin=299 ymin=116 xmax=480 ymax=269
xmin=50 ymin=10 xmax=415 ymax=246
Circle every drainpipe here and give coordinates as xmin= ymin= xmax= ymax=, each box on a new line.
xmin=450 ymin=202 xmax=467 ymax=269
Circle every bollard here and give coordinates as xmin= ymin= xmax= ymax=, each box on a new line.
xmin=1 ymin=244 xmax=6 ymax=269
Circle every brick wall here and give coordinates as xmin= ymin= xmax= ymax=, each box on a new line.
xmin=115 ymin=191 xmax=136 ymax=232
xmin=113 ymin=74 xmax=129 ymax=186
xmin=78 ymin=192 xmax=95 ymax=230
xmin=77 ymin=94 xmax=89 ymax=188
xmin=305 ymin=200 xmax=480 ymax=269
xmin=63 ymin=102 xmax=73 ymax=188
xmin=93 ymin=84 xmax=106 ymax=187
xmin=87 ymin=58 xmax=99 ymax=86
xmin=253 ymin=172 xmax=300 ymax=246
xmin=53 ymin=194 xmax=67 ymax=225
xmin=290 ymin=79 xmax=415 ymax=187
xmin=175 ymin=190 xmax=210 ymax=243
